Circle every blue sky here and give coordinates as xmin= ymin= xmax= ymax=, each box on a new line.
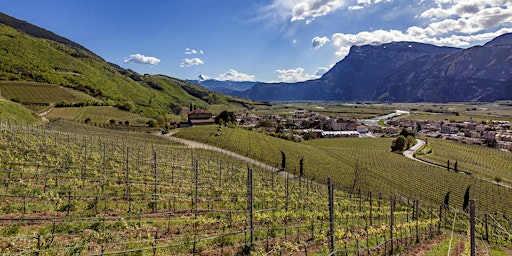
xmin=1 ymin=0 xmax=511 ymax=82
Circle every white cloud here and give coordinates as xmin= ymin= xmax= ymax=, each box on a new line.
xmin=124 ymin=53 xmax=161 ymax=65
xmin=263 ymin=0 xmax=346 ymax=24
xmin=349 ymin=0 xmax=392 ymax=10
xmin=348 ymin=5 xmax=365 ymax=10
xmin=312 ymin=36 xmax=330 ymax=49
xmin=185 ymin=48 xmax=204 ymax=55
xmin=314 ymin=66 xmax=330 ymax=76
xmin=216 ymin=69 xmax=256 ymax=81
xmin=275 ymin=67 xmax=320 ymax=82
xmin=180 ymin=58 xmax=204 ymax=67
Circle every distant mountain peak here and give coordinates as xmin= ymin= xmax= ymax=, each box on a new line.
xmin=198 ymin=74 xmax=212 ymax=81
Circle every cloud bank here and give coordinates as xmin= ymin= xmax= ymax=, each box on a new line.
xmin=180 ymin=58 xmax=204 ymax=67
xmin=124 ymin=53 xmax=161 ymax=65
xmin=216 ymin=69 xmax=256 ymax=81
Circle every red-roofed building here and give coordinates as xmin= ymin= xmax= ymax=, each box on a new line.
xmin=188 ymin=109 xmax=214 ymax=126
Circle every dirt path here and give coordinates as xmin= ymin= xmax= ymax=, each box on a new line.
xmin=38 ymin=107 xmax=53 ymax=116
xmin=155 ymin=132 xmax=300 ymax=180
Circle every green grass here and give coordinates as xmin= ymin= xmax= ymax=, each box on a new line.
xmin=0 ymin=97 xmax=40 ymax=123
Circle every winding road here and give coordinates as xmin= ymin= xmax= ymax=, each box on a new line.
xmin=404 ymin=139 xmax=511 ymax=188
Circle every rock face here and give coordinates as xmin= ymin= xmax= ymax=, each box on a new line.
xmin=235 ymin=34 xmax=512 ymax=102
xmin=375 ymin=33 xmax=512 ymax=102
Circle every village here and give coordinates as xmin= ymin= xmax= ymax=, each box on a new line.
xmin=182 ymin=108 xmax=512 ymax=151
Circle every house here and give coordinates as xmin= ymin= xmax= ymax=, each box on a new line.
xmin=188 ymin=109 xmax=215 ymax=126
xmin=482 ymin=131 xmax=496 ymax=141
xmin=356 ymin=125 xmax=368 ymax=133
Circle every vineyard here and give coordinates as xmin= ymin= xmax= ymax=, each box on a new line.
xmin=2 ymin=120 xmax=509 ymax=255
xmin=0 ymin=81 xmax=98 ymax=104
xmin=175 ymin=126 xmax=512 ymax=217
xmin=43 ymin=106 xmax=153 ymax=127
xmin=414 ymin=138 xmax=512 ymax=185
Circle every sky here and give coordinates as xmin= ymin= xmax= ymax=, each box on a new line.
xmin=1 ymin=0 xmax=511 ymax=83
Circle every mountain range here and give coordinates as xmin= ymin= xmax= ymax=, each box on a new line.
xmin=227 ymin=34 xmax=512 ymax=102
xmin=187 ymin=75 xmax=258 ymax=94
xmin=1 ymin=10 xmax=510 ymax=107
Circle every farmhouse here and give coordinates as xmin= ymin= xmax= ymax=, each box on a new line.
xmin=187 ymin=109 xmax=215 ymax=126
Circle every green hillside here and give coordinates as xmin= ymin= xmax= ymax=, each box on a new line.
xmin=0 ymin=13 xmax=251 ymax=120
xmin=0 ymin=96 xmax=40 ymax=123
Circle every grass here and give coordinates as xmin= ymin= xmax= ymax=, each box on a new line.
xmin=0 ymin=97 xmax=40 ymax=123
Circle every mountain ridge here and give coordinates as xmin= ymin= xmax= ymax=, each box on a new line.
xmin=232 ymin=35 xmax=511 ymax=103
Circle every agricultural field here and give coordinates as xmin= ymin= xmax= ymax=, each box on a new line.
xmin=414 ymin=138 xmax=512 ymax=185
xmin=44 ymin=106 xmax=153 ymax=127
xmin=175 ymin=126 xmax=512 ymax=219
xmin=0 ymin=120 xmax=453 ymax=255
xmin=250 ymin=102 xmax=394 ymax=119
xmin=0 ymin=81 xmax=99 ymax=104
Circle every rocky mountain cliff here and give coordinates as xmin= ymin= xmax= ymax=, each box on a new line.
xmin=375 ymin=33 xmax=512 ymax=102
xmin=234 ymin=34 xmax=512 ymax=102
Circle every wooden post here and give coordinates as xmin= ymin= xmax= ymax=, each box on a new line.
xmin=194 ymin=160 xmax=198 ymax=217
xmin=328 ymin=178 xmax=335 ymax=254
xmin=247 ymin=167 xmax=254 ymax=246
xmin=390 ymin=196 xmax=395 ymax=255
xmin=438 ymin=205 xmax=443 ymax=234
xmin=484 ymin=213 xmax=489 ymax=243
xmin=470 ymin=199 xmax=476 ymax=256
xmin=153 ymin=150 xmax=158 ymax=213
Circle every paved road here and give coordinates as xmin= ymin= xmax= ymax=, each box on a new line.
xmin=404 ymin=138 xmax=511 ymax=188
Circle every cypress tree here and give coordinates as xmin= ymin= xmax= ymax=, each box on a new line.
xmin=280 ymin=151 xmax=286 ymax=171
xmin=299 ymin=157 xmax=304 ymax=177
xmin=443 ymin=191 xmax=451 ymax=210
xmin=462 ymin=186 xmax=471 ymax=212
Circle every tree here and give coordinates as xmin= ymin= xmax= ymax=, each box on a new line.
xmin=299 ymin=158 xmax=304 ymax=177
xmin=215 ymin=111 xmax=235 ymax=125
xmin=462 ymin=186 xmax=471 ymax=212
xmin=280 ymin=151 xmax=286 ymax=170
xmin=443 ymin=191 xmax=451 ymax=210
xmin=405 ymin=135 xmax=416 ymax=150
xmin=391 ymin=135 xmax=406 ymax=152
xmin=400 ymin=128 xmax=416 ymax=138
